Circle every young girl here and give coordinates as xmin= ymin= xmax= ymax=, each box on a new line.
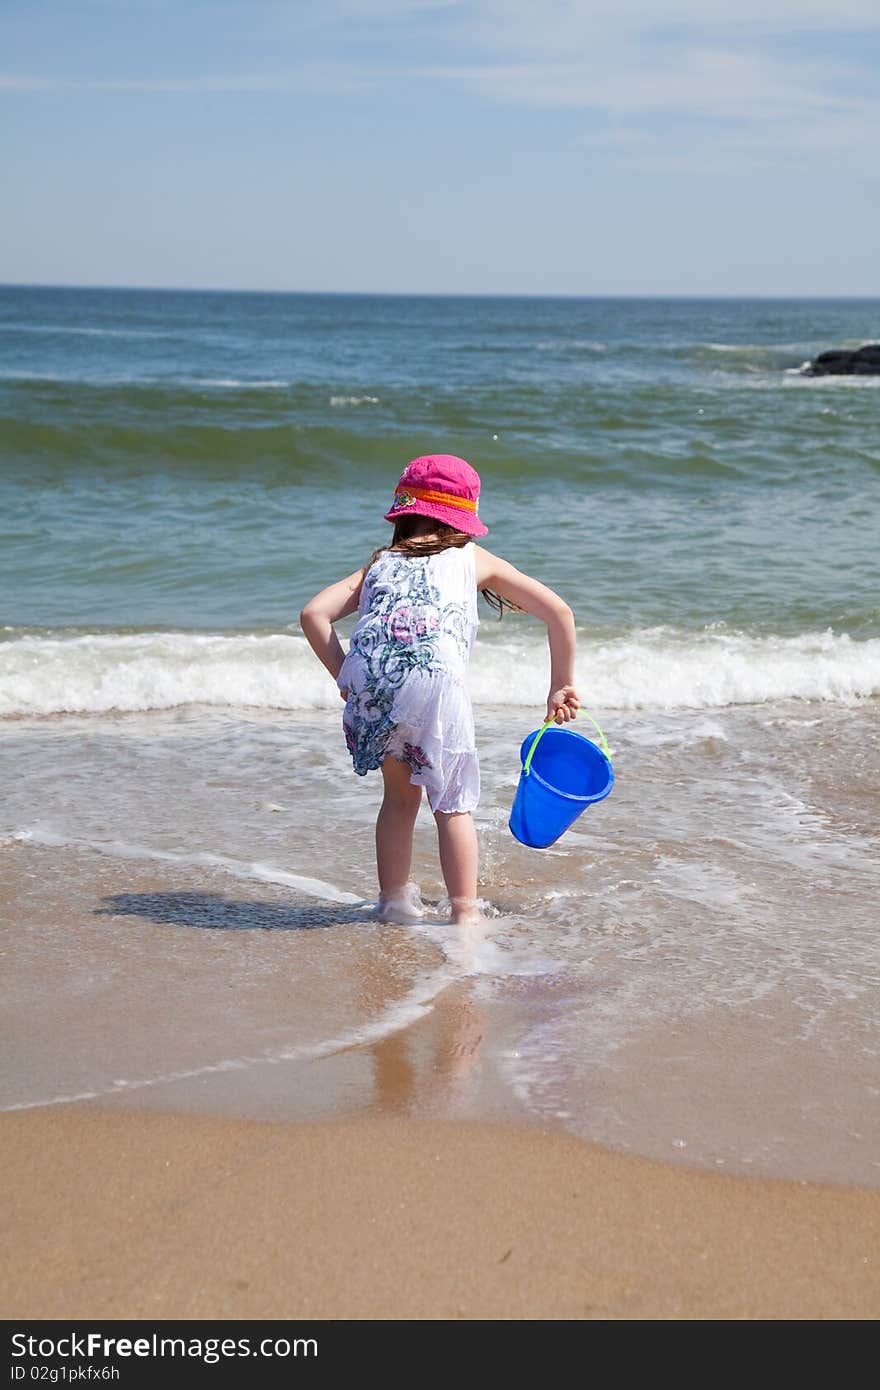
xmin=300 ymin=454 xmax=579 ymax=925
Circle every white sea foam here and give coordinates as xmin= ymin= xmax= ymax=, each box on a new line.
xmin=11 ymin=826 xmax=365 ymax=903
xmin=184 ymin=377 xmax=288 ymax=388
xmin=1 ymin=626 xmax=878 ymax=716
xmin=780 ymin=370 xmax=880 ymax=387
xmin=0 ymin=370 xmax=289 ymax=388
xmin=0 ymin=324 xmax=169 ymax=339
xmin=329 ymin=394 xmax=380 ymax=406
xmin=534 ymin=339 xmax=607 ymax=352
xmin=704 ymin=342 xmax=808 ymax=353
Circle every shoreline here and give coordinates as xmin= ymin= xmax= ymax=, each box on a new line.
xmin=5 ymin=1105 xmax=879 ymax=1320
xmin=4 ymin=822 xmax=880 ymax=1189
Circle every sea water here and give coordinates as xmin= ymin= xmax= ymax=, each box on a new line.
xmin=2 ymin=286 xmax=878 ymax=1183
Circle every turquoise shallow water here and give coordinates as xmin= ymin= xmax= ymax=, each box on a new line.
xmin=1 ymin=286 xmax=879 ymax=639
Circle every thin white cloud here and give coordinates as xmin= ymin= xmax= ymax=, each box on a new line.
xmin=334 ymin=0 xmax=465 ymax=13
xmin=325 ymin=0 xmax=880 ymax=24
xmin=576 ymin=99 xmax=880 ymax=175
xmin=3 ymin=0 xmax=878 ymax=166
xmin=413 ymin=4 xmax=880 ymax=162
xmin=0 ymin=74 xmax=59 ymax=90
xmin=422 ymin=46 xmax=876 ymax=121
xmin=468 ymin=0 xmax=880 ymax=44
xmin=0 ymin=67 xmax=367 ymax=94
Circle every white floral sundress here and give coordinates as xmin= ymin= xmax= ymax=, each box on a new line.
xmin=337 ymin=545 xmax=480 ymax=813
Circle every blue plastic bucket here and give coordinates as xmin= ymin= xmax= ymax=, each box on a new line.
xmin=509 ymin=717 xmax=614 ymax=849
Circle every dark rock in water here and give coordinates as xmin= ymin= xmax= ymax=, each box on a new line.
xmin=803 ymin=343 xmax=880 ymax=376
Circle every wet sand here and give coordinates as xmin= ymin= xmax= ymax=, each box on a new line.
xmin=4 ymin=1106 xmax=879 ymax=1320
xmin=3 ymin=725 xmax=879 ymax=1321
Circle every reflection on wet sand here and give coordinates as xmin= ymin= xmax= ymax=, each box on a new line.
xmin=353 ymin=925 xmax=486 ymax=1116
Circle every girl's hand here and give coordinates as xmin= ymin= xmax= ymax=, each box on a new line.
xmin=546 ymin=686 xmax=579 ymax=724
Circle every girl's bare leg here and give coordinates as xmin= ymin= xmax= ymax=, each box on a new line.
xmin=376 ymin=757 xmax=423 ymax=917
xmin=434 ymin=810 xmax=481 ymax=924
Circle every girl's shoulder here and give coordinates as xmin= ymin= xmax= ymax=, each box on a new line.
xmin=472 ymin=543 xmax=509 ymax=588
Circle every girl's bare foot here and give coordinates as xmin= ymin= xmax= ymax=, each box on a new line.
xmin=377 ymin=881 xmax=424 ymax=924
xmin=450 ymin=896 xmax=484 ymax=927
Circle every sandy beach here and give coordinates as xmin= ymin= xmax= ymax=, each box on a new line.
xmin=3 ymin=1105 xmax=879 ymax=1320
xmin=4 ymin=826 xmax=880 ymax=1321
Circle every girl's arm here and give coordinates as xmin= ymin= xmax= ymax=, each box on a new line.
xmin=299 ymin=569 xmax=365 ymax=683
xmin=473 ymin=546 xmax=579 ymax=725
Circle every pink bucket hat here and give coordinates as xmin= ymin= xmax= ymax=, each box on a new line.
xmin=384 ymin=455 xmax=488 ymax=537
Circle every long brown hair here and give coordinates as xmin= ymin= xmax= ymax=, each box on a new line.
xmin=368 ymin=516 xmax=519 ymax=618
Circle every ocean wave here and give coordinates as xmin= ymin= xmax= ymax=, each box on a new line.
xmin=0 ymin=324 xmax=170 ymax=339
xmin=1 ymin=627 xmax=877 ymax=717
xmin=181 ymin=377 xmax=289 ymax=389
xmin=780 ymin=373 xmax=880 ymax=388
xmin=0 ymin=371 xmax=290 ymax=390
xmin=534 ymin=340 xmax=607 ymax=352
xmin=703 ymin=342 xmax=811 ymax=353
xmin=329 ymin=394 xmax=380 ymax=406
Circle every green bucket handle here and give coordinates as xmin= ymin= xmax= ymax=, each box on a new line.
xmin=522 ymin=709 xmax=611 ymax=778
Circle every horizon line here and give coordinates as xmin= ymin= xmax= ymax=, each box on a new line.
xmin=2 ymin=281 xmax=879 ymax=302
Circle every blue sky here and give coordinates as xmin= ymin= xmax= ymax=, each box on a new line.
xmin=2 ymin=0 xmax=879 ymax=294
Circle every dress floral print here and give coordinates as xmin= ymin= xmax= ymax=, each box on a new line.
xmin=337 ymin=546 xmax=480 ymax=814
